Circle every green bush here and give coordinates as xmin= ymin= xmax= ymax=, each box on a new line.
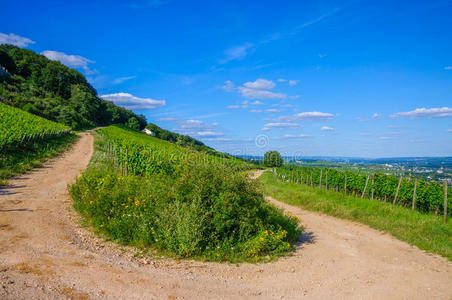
xmin=70 ymin=128 xmax=301 ymax=262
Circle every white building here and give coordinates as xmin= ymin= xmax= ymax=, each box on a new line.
xmin=142 ymin=128 xmax=155 ymax=136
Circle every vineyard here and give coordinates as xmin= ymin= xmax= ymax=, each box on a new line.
xmin=274 ymin=165 xmax=450 ymax=218
xmin=70 ymin=125 xmax=301 ymax=262
xmin=0 ymin=102 xmax=75 ymax=186
xmin=0 ymin=102 xmax=72 ymax=152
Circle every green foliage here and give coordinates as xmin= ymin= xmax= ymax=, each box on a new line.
xmin=126 ymin=117 xmax=140 ymax=131
xmin=70 ymin=126 xmax=301 ymax=262
xmin=0 ymin=44 xmax=146 ymax=130
xmin=0 ymin=102 xmax=71 ymax=151
xmin=259 ymin=171 xmax=452 ymax=260
xmin=275 ymin=165 xmax=451 ymax=216
xmin=263 ymin=151 xmax=283 ymax=167
xmin=0 ymin=102 xmax=76 ymax=186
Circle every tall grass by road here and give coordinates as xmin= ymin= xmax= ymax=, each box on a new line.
xmin=259 ymin=171 xmax=452 ymax=260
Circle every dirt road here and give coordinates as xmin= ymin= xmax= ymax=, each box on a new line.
xmin=0 ymin=133 xmax=451 ymax=299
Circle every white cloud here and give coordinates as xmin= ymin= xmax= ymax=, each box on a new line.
xmin=196 ymin=131 xmax=224 ymax=137
xmin=227 ymin=100 xmax=248 ymax=109
xmin=100 ymin=92 xmax=166 ymax=110
xmin=288 ymin=80 xmax=299 ymax=86
xmin=262 ymin=122 xmax=302 ymax=131
xmin=277 ymin=78 xmax=287 ymax=82
xmin=275 ymin=134 xmax=312 ymax=139
xmin=251 ymin=100 xmax=264 ymax=105
xmin=222 ymin=78 xmax=286 ymax=100
xmin=318 ymin=54 xmax=327 ymax=58
xmin=112 ymin=76 xmax=136 ymax=84
xmin=372 ymin=113 xmax=381 ymax=119
xmin=289 ymin=95 xmax=301 ymax=99
xmin=238 ymin=87 xmax=286 ymax=99
xmin=178 ymin=119 xmax=218 ymax=131
xmin=244 ymin=78 xmax=275 ymax=90
xmin=279 ymin=111 xmax=334 ymax=121
xmin=321 ymin=126 xmax=335 ymax=131
xmin=157 ymin=117 xmax=176 ymax=121
xmin=392 ymin=107 xmax=452 ymax=118
xmin=221 ymin=80 xmax=235 ymax=92
xmin=41 ymin=50 xmax=96 ymax=74
xmin=265 ymin=108 xmax=280 ymax=113
xmin=0 ymin=32 xmax=35 ymax=47
xmin=444 ymin=66 xmax=452 ymax=70
xmin=447 ymin=129 xmax=452 ymax=133
xmin=250 ymin=109 xmax=262 ymax=113
xmin=220 ymin=43 xmax=253 ymax=64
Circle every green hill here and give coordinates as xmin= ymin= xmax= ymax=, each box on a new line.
xmin=0 ymin=44 xmax=146 ymax=130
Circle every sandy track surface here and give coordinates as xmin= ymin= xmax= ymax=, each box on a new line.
xmin=0 ymin=134 xmax=451 ymax=299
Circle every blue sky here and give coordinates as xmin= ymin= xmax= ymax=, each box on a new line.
xmin=1 ymin=0 xmax=452 ymax=157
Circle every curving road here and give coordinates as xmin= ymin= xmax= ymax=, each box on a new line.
xmin=0 ymin=132 xmax=451 ymax=299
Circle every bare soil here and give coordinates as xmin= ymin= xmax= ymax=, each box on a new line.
xmin=0 ymin=133 xmax=451 ymax=299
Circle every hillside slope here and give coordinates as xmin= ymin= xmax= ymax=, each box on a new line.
xmin=0 ymin=44 xmax=146 ymax=130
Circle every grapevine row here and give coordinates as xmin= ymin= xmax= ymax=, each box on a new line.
xmin=274 ymin=166 xmax=450 ymax=218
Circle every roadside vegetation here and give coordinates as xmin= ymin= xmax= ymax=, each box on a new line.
xmin=259 ymin=170 xmax=452 ymax=260
xmin=0 ymin=102 xmax=76 ymax=186
xmin=70 ymin=126 xmax=301 ymax=262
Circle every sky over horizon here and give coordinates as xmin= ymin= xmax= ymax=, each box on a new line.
xmin=1 ymin=0 xmax=452 ymax=157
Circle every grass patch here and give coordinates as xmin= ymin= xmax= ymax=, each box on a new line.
xmin=258 ymin=171 xmax=452 ymax=260
xmin=0 ymin=134 xmax=77 ymax=186
xmin=69 ymin=131 xmax=301 ymax=263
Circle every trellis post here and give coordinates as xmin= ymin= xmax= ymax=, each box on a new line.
xmin=393 ymin=176 xmax=403 ymax=208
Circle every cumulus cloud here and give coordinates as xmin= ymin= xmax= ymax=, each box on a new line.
xmin=321 ymin=126 xmax=335 ymax=131
xmin=112 ymin=76 xmax=136 ymax=84
xmin=262 ymin=122 xmax=302 ymax=131
xmin=277 ymin=78 xmax=287 ymax=82
xmin=41 ymin=50 xmax=97 ymax=74
xmin=372 ymin=113 xmax=381 ymax=119
xmin=392 ymin=107 xmax=452 ymax=118
xmin=238 ymin=86 xmax=286 ymax=99
xmin=279 ymin=111 xmax=334 ymax=121
xmin=222 ymin=78 xmax=286 ymax=100
xmin=220 ymin=43 xmax=253 ymax=64
xmin=444 ymin=66 xmax=452 ymax=70
xmin=100 ymin=92 xmax=166 ymax=110
xmin=172 ymin=119 xmax=224 ymax=138
xmin=244 ymin=78 xmax=275 ymax=90
xmin=221 ymin=80 xmax=235 ymax=92
xmin=251 ymin=100 xmax=264 ymax=105
xmin=0 ymin=32 xmax=35 ymax=47
xmin=196 ymin=131 xmax=224 ymax=137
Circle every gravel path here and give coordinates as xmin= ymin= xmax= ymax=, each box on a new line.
xmin=0 ymin=133 xmax=451 ymax=299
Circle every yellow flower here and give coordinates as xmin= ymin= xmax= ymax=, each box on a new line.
xmin=89 ymin=201 xmax=94 ymax=205
xmin=260 ymin=237 xmax=264 ymax=241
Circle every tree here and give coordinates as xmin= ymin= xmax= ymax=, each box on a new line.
xmin=127 ymin=117 xmax=140 ymax=131
xmin=263 ymin=150 xmax=283 ymax=167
